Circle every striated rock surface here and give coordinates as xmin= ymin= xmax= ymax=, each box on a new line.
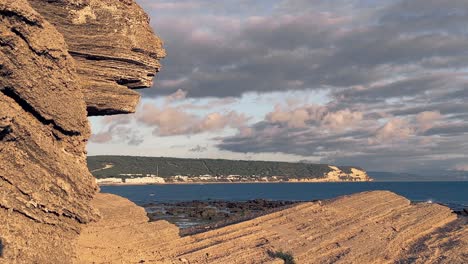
xmin=0 ymin=0 xmax=98 ymax=262
xmin=28 ymin=0 xmax=165 ymax=115
xmin=0 ymin=0 xmax=164 ymax=262
xmin=76 ymin=191 xmax=467 ymax=264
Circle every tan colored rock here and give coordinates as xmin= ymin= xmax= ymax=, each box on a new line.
xmin=76 ymin=191 xmax=467 ymax=264
xmin=0 ymin=0 xmax=98 ymax=262
xmin=28 ymin=0 xmax=166 ymax=115
xmin=1 ymin=0 xmax=163 ymax=262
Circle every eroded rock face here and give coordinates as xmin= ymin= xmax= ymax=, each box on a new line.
xmin=0 ymin=0 xmax=98 ymax=262
xmin=0 ymin=0 xmax=164 ymax=262
xmin=29 ymin=0 xmax=166 ymax=115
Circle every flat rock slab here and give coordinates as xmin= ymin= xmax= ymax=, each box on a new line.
xmin=75 ymin=191 xmax=467 ymax=264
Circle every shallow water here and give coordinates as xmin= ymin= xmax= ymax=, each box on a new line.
xmin=101 ymin=181 xmax=468 ymax=210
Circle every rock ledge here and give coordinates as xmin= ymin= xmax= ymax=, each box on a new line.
xmin=76 ymin=191 xmax=467 ymax=264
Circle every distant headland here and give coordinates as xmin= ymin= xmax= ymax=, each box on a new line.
xmin=87 ymin=155 xmax=373 ymax=185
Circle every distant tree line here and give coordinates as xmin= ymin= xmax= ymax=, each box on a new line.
xmin=87 ymin=156 xmax=364 ymax=179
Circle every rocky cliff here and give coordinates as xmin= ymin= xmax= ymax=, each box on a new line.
xmin=0 ymin=0 xmax=164 ymax=262
xmin=323 ymin=166 xmax=371 ymax=182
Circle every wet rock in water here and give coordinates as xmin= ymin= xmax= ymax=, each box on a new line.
xmin=146 ymin=199 xmax=303 ymax=232
xmin=454 ymin=208 xmax=468 ymax=217
xmin=199 ymin=208 xmax=218 ymax=220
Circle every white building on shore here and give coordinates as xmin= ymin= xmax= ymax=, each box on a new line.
xmin=125 ymin=176 xmax=165 ymax=184
xmin=96 ymin=177 xmax=123 ymax=184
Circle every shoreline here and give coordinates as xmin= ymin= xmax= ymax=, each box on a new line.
xmin=97 ymin=179 xmax=468 ymax=186
xmin=77 ymin=191 xmax=468 ymax=263
xmin=144 ymin=199 xmax=305 ymax=233
xmin=97 ymin=180 xmax=373 ymax=186
xmin=144 ymin=198 xmax=468 ymax=235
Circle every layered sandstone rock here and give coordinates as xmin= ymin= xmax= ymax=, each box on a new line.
xmin=0 ymin=0 xmax=164 ymax=262
xmin=0 ymin=0 xmax=98 ymax=262
xmin=28 ymin=0 xmax=166 ymax=115
xmin=76 ymin=191 xmax=467 ymax=264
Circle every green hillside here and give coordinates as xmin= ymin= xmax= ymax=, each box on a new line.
xmin=87 ymin=156 xmax=361 ymax=179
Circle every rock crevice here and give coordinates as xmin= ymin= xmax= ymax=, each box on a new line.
xmin=1 ymin=87 xmax=81 ymax=136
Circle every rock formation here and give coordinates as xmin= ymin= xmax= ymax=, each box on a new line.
xmin=76 ymin=191 xmax=467 ymax=263
xmin=1 ymin=0 xmax=466 ymax=264
xmin=323 ymin=166 xmax=372 ymax=182
xmin=0 ymin=0 xmax=164 ymax=262
xmin=28 ymin=0 xmax=165 ymax=115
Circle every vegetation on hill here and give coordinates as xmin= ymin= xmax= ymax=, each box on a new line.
xmin=87 ymin=156 xmax=364 ymax=179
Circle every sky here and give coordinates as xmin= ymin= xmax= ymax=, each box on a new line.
xmin=87 ymin=0 xmax=468 ymax=174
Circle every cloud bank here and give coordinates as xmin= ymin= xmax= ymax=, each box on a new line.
xmin=90 ymin=0 xmax=468 ymax=173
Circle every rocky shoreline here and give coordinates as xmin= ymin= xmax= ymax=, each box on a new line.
xmin=144 ymin=199 xmax=467 ymax=237
xmin=144 ymin=199 xmax=306 ymax=235
xmin=75 ymin=191 xmax=468 ymax=263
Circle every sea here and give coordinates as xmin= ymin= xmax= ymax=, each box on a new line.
xmin=101 ymin=181 xmax=468 ymax=211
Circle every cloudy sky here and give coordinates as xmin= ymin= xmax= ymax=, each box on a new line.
xmin=87 ymin=0 xmax=468 ymax=173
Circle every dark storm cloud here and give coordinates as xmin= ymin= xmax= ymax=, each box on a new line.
xmin=390 ymin=103 xmax=468 ymax=117
xmin=334 ymin=75 xmax=449 ymax=102
xmin=379 ymin=0 xmax=468 ymax=33
xmin=424 ymin=123 xmax=468 ymax=136
xmin=333 ymin=73 xmax=468 ymax=106
xmin=142 ymin=0 xmax=468 ymax=99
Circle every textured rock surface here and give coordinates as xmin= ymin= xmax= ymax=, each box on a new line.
xmin=0 ymin=0 xmax=164 ymax=262
xmin=28 ymin=0 xmax=166 ymax=115
xmin=76 ymin=191 xmax=467 ymax=264
xmin=0 ymin=0 xmax=98 ymax=262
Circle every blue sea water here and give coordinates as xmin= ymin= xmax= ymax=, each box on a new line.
xmin=100 ymin=182 xmax=468 ymax=210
